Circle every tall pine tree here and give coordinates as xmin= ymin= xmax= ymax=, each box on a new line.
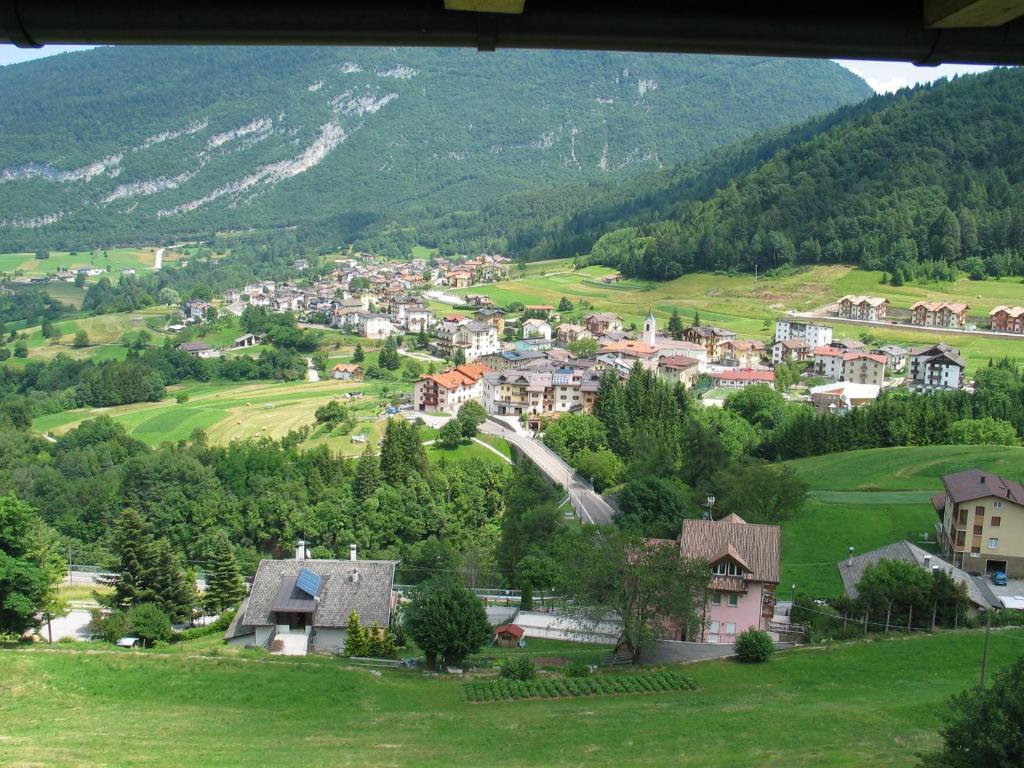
xmin=204 ymin=531 xmax=245 ymax=613
xmin=355 ymin=449 xmax=382 ymax=501
xmin=667 ymin=308 xmax=684 ymax=340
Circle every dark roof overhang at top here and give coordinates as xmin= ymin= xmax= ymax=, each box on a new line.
xmin=272 ymin=576 xmax=321 ymax=614
xmin=3 ymin=2 xmax=1024 ymax=65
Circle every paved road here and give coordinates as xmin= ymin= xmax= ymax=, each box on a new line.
xmin=479 ymin=418 xmax=617 ymax=525
xmin=306 ymin=358 xmax=320 ymax=382
xmin=153 ymin=247 xmax=165 ymax=270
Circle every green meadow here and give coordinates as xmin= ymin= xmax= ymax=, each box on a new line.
xmin=779 ymin=445 xmax=1024 ymax=597
xmin=2 ymin=628 xmax=1023 ymax=767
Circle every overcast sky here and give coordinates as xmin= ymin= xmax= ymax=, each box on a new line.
xmin=0 ymin=44 xmax=996 ymax=94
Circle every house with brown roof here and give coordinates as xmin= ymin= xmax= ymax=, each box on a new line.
xmin=837 ymin=295 xmax=888 ymax=321
xmin=910 ymin=301 xmax=969 ymax=329
xmin=771 ymin=338 xmax=810 ymax=365
xmin=907 ymin=343 xmax=965 ymax=391
xmin=720 ymin=339 xmax=765 ymax=368
xmin=935 ymin=469 xmax=1024 ymax=578
xmin=683 ymin=325 xmax=737 ymax=362
xmin=812 ymin=346 xmax=844 ymax=379
xmin=414 ymin=363 xmax=491 ymax=413
xmin=666 ymin=514 xmax=780 ymax=644
xmin=657 ymin=355 xmax=700 ymax=388
xmin=584 ymin=312 xmax=624 ymax=335
xmin=990 ymin=306 xmax=1024 ymax=334
xmin=331 ymin=363 xmax=363 ymax=381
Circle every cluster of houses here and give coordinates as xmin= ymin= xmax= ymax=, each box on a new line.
xmin=837 ymin=295 xmax=1024 ymax=334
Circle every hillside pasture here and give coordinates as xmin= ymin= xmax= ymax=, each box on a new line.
xmin=779 ymin=445 xmax=1024 ymax=597
xmin=0 ymin=247 xmax=156 ymax=276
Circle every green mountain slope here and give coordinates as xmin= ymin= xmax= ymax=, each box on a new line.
xmin=436 ymin=67 xmax=1023 ymax=280
xmin=0 ymin=46 xmax=869 ymax=250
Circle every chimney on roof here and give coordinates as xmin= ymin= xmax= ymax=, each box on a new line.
xmin=350 ymin=543 xmax=357 ymax=561
xmin=932 ymin=565 xmax=940 ymax=574
xmin=847 ymin=546 xmax=855 ymax=567
xmin=980 ymin=475 xmax=986 ymax=483
xmin=923 ymin=555 xmax=931 ymax=568
xmin=295 ymin=540 xmax=308 ymax=561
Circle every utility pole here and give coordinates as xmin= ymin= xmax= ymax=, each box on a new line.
xmin=980 ymin=612 xmax=992 ymax=687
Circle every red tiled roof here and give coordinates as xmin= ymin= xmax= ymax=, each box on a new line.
xmin=842 ymin=352 xmax=887 ymax=365
xmin=814 ymin=346 xmax=842 ymax=357
xmin=710 ymin=369 xmax=774 ymax=383
xmin=495 ymin=624 xmax=525 ymax=639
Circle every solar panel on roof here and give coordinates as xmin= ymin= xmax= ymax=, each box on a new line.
xmin=296 ymin=567 xmax=321 ymax=598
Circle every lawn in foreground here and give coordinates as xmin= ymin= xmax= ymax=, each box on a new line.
xmin=2 ymin=629 xmax=1022 ymax=767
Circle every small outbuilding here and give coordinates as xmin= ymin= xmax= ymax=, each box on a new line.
xmin=494 ymin=623 xmax=525 ymax=648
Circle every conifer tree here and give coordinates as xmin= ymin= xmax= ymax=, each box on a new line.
xmin=344 ymin=610 xmax=368 ymax=656
xmin=355 ymin=449 xmax=382 ymax=501
xmin=352 ymin=344 xmax=365 ymax=363
xmin=147 ymin=539 xmax=196 ymax=623
xmin=667 ymin=308 xmax=684 ymax=340
xmin=105 ymin=508 xmax=154 ymax=610
xmin=204 ymin=531 xmax=245 ymax=613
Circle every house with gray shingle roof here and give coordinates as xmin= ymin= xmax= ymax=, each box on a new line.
xmin=837 ymin=540 xmax=999 ymax=614
xmin=225 ymin=544 xmax=397 ymax=654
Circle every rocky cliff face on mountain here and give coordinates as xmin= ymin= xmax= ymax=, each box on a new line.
xmin=0 ymin=46 xmax=870 ymax=249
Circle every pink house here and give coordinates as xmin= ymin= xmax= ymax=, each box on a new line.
xmin=672 ymin=514 xmax=780 ymax=644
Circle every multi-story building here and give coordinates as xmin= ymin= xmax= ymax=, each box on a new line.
xmin=935 ymin=469 xmax=1024 ymax=577
xmin=431 ymin=314 xmax=470 ymax=358
xmin=583 ymin=312 xmax=624 ymax=335
xmin=991 ymin=306 xmax=1024 ymax=334
xmin=841 ymin=352 xmax=887 ymax=385
xmin=657 ymin=355 xmax=701 ymax=388
xmin=555 ymin=323 xmax=592 ymax=345
xmin=907 ymin=343 xmax=965 ymax=391
xmin=355 ymin=312 xmax=394 ymax=339
xmin=774 ymin=317 xmax=833 ymax=348
xmin=909 ymin=301 xmax=969 ymax=329
xmin=414 ymin=364 xmax=490 ymax=413
xmin=473 ymin=307 xmax=505 ymax=335
xmin=522 ymin=318 xmax=553 ymax=341
xmin=771 ymin=338 xmax=810 ymax=365
xmin=656 ymin=514 xmax=779 ymax=644
xmin=482 ymin=365 xmax=602 ymax=419
xmin=599 ymin=339 xmax=660 ymax=371
xmin=683 ymin=325 xmax=737 ymax=362
xmin=719 ymin=340 xmax=765 ymax=368
xmin=876 ymin=344 xmax=908 ymax=373
xmin=453 ymin=321 xmax=501 ymax=362
xmin=812 ymin=346 xmax=844 ymax=379
xmin=836 ymin=296 xmax=888 ymax=321
xmin=404 ymin=306 xmax=434 ymax=334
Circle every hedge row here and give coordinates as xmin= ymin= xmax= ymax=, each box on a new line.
xmin=464 ymin=671 xmax=697 ymax=702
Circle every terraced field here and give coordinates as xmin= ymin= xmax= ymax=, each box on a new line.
xmin=779 ymin=445 xmax=1024 ymax=597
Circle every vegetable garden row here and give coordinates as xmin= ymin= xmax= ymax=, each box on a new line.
xmin=464 ymin=671 xmax=698 ymax=702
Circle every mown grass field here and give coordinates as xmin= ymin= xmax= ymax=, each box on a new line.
xmin=0 ymin=247 xmax=156 ymax=276
xmin=30 ymin=377 xmax=510 ymax=462
xmin=460 ymin=262 xmax=1024 ymax=374
xmin=2 ymin=629 xmax=1022 ymax=767
xmin=779 ymin=445 xmax=1024 ymax=597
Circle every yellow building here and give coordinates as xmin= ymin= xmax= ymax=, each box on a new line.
xmin=935 ymin=469 xmax=1024 ymax=578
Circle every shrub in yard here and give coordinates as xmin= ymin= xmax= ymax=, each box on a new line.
xmin=735 ymin=629 xmax=775 ymax=663
xmin=500 ymin=655 xmax=536 ymax=681
xmin=90 ymin=609 xmax=132 ymax=644
xmin=128 ymin=604 xmax=173 ymax=647
xmin=563 ymin=659 xmax=591 ymax=678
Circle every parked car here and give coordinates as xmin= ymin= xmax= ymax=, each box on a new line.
xmin=992 ymin=571 xmax=1008 ymax=586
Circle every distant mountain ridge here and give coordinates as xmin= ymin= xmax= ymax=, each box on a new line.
xmin=0 ymin=46 xmax=870 ymax=250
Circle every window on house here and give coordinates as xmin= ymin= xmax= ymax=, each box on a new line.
xmin=989 ymin=538 xmax=999 ymax=549
xmin=728 ymin=594 xmax=739 ymax=607
xmin=971 ymin=546 xmax=981 ymax=555
xmin=974 ymin=525 xmax=983 ymax=535
xmin=726 ymin=623 xmax=736 ymax=636
xmin=709 ymin=621 xmax=720 ymax=635
xmin=711 ymin=592 xmax=721 ymax=605
xmin=993 ymin=501 xmax=1003 ymax=509
xmin=713 ymin=561 xmax=744 ymax=577
xmin=992 ymin=517 xmax=1001 ymax=527
xmin=975 ymin=506 xmax=985 ymax=517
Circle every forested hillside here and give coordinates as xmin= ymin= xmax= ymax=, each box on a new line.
xmin=408 ymin=68 xmax=1024 ymax=281
xmin=0 ymin=47 xmax=870 ymax=250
